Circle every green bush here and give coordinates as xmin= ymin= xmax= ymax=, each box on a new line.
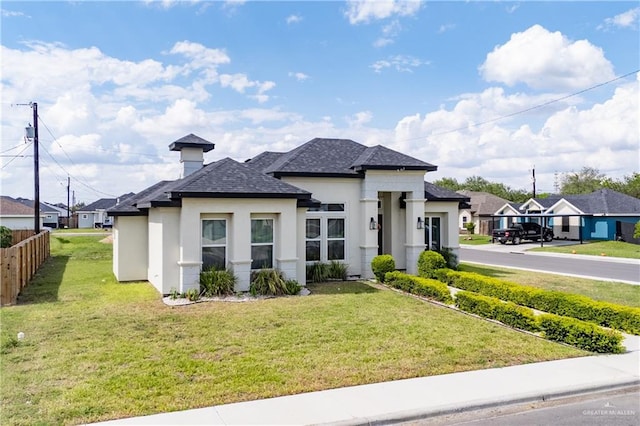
xmin=464 ymin=222 xmax=476 ymax=235
xmin=250 ymin=268 xmax=291 ymax=296
xmin=284 ymin=279 xmax=302 ymax=295
xmin=200 ymin=268 xmax=237 ymax=296
xmin=435 ymin=247 xmax=458 ymax=270
xmin=539 ymin=314 xmax=624 ymax=354
xmin=328 ymin=260 xmax=349 ymax=280
xmin=384 ymin=271 xmax=453 ymax=304
xmin=308 ymin=262 xmax=329 ymax=283
xmin=455 ymin=291 xmax=540 ymax=333
xmin=0 ymin=226 xmax=12 ymax=248
xmin=371 ymin=255 xmax=395 ymax=282
xmin=417 ymin=251 xmax=446 ymax=279
xmin=185 ymin=288 xmax=200 ymax=302
xmin=442 ymin=270 xmax=640 ymax=335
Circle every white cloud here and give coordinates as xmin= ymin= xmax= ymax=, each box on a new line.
xmin=391 ymin=74 xmax=639 ymax=191
xmin=437 ymin=23 xmax=455 ymax=34
xmin=479 ymin=25 xmax=615 ymax=91
xmin=370 ymin=55 xmax=427 ymax=73
xmin=345 ymin=0 xmax=421 ymax=24
xmin=346 ymin=111 xmax=373 ymax=127
xmin=288 ymin=72 xmax=309 ymax=81
xmin=598 ymin=7 xmax=640 ymax=30
xmin=1 ymin=9 xmax=29 ymax=17
xmin=374 ymin=20 xmax=402 ymax=47
xmin=286 ymin=14 xmax=302 ymax=25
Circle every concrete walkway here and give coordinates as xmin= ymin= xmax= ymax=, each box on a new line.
xmin=91 ymin=336 xmax=639 ymax=425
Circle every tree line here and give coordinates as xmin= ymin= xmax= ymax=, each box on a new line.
xmin=434 ymin=168 xmax=640 ymax=203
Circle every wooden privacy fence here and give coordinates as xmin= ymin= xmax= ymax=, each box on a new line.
xmin=0 ymin=231 xmax=50 ymax=306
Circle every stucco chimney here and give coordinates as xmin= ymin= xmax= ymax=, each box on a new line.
xmin=169 ymin=134 xmax=215 ymax=178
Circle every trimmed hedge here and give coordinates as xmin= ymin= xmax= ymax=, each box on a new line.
xmin=455 ymin=291 xmax=540 ymax=332
xmin=417 ymin=251 xmax=447 ymax=279
xmin=539 ymin=314 xmax=624 ymax=354
xmin=438 ymin=269 xmax=640 ymax=335
xmin=371 ymin=255 xmax=395 ymax=283
xmin=384 ymin=271 xmax=454 ymax=305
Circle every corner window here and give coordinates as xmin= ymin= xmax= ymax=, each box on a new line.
xmin=202 ymin=219 xmax=226 ymax=270
xmin=251 ymin=219 xmax=273 ymax=269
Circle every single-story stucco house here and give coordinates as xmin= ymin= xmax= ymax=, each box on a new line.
xmin=109 ymin=135 xmax=470 ymax=295
xmin=77 ymin=194 xmax=134 ymax=228
xmin=493 ymin=189 xmax=640 ymax=243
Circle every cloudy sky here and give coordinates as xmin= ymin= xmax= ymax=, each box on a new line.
xmin=1 ymin=1 xmax=638 ymax=205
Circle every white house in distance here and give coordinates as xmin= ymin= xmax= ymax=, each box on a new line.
xmin=109 ymin=135 xmax=469 ymax=295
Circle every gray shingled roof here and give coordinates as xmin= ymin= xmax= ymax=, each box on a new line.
xmin=244 ymin=151 xmax=285 ymax=173
xmin=560 ymin=189 xmax=640 ymax=214
xmin=457 ymin=190 xmax=512 ymax=216
xmin=82 ymin=193 xmax=135 ymax=211
xmin=0 ymin=196 xmax=34 ymax=215
xmin=169 ymin=133 xmax=215 ymax=153
xmin=261 ymin=138 xmax=436 ymax=177
xmin=424 ymin=182 xmax=469 ymax=202
xmin=171 ymin=158 xmax=312 ymax=198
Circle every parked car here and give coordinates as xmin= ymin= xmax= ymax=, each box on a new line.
xmin=492 ymin=222 xmax=554 ymax=245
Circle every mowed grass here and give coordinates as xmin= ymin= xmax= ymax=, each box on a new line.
xmin=459 ymin=235 xmax=493 ymax=245
xmin=460 ymin=263 xmax=640 ymax=308
xmin=1 ymin=236 xmax=586 ymax=425
xmin=529 ymin=240 xmax=640 ymax=259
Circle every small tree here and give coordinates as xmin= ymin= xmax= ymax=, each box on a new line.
xmin=634 ymin=220 xmax=640 ymax=239
xmin=417 ymin=250 xmax=446 ymax=279
xmin=464 ymin=222 xmax=476 ymax=235
xmin=371 ymin=255 xmax=395 ymax=282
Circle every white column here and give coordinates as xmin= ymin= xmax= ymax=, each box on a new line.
xmin=405 ymin=195 xmax=426 ymax=275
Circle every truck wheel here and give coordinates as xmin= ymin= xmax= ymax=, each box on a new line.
xmin=513 ymin=237 xmax=520 ymax=245
xmin=499 ymin=240 xmax=506 ymax=245
xmin=544 ymin=234 xmax=553 ymax=242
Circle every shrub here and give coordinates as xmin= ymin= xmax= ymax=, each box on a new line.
xmin=436 ymin=247 xmax=458 ymax=270
xmin=307 ymin=262 xmax=330 ymax=283
xmin=284 ymin=279 xmax=302 ymax=295
xmin=200 ymin=267 xmax=237 ymax=296
xmin=250 ymin=268 xmax=288 ymax=296
xmin=384 ymin=271 xmax=454 ymax=304
xmin=371 ymin=255 xmax=395 ymax=282
xmin=538 ymin=314 xmax=624 ymax=354
xmin=442 ymin=270 xmax=640 ymax=335
xmin=0 ymin=226 xmax=11 ymax=248
xmin=417 ymin=251 xmax=446 ymax=279
xmin=455 ymin=291 xmax=540 ymax=332
xmin=634 ymin=220 xmax=640 ymax=239
xmin=328 ymin=260 xmax=348 ymax=280
xmin=464 ymin=222 xmax=476 ymax=235
xmin=185 ymin=288 xmax=200 ymax=302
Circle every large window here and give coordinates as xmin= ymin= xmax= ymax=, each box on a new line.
xmin=202 ymin=219 xmax=226 ymax=270
xmin=305 ymin=217 xmax=345 ymax=262
xmin=251 ymin=219 xmax=274 ymax=270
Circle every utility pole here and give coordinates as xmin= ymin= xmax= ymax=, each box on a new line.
xmin=532 ymin=166 xmax=536 ymax=198
xmin=23 ymin=102 xmax=40 ymax=234
xmin=67 ymin=176 xmax=71 ymax=228
xmin=33 ymin=102 xmax=40 ymax=234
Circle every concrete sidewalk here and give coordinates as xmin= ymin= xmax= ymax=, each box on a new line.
xmin=91 ymin=337 xmax=639 ymax=426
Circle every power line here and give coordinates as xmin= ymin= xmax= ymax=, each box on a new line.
xmin=1 ymin=141 xmax=32 ymax=169
xmin=400 ymin=69 xmax=640 ymax=143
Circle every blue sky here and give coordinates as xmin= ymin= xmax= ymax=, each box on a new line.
xmin=1 ymin=1 xmax=638 ymax=205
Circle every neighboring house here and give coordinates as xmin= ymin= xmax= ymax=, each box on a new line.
xmin=0 ymin=196 xmax=44 ymax=230
xmin=14 ymin=198 xmax=70 ymax=229
xmin=109 ymin=134 xmax=469 ymax=295
xmin=457 ymin=191 xmax=511 ymax=235
xmin=493 ymin=189 xmax=640 ymax=243
xmin=77 ymin=193 xmax=134 ymax=228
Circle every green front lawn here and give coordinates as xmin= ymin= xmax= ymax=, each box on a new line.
xmin=1 ymin=236 xmax=585 ymax=425
xmin=459 ymin=235 xmax=493 ymax=245
xmin=528 ymin=240 xmax=640 ymax=259
xmin=460 ymin=263 xmax=640 ymax=308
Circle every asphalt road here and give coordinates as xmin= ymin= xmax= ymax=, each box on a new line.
xmin=409 ymin=386 xmax=640 ymax=426
xmin=460 ymin=247 xmax=640 ymax=285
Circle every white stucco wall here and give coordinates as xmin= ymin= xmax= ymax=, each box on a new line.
xmin=148 ymin=208 xmax=181 ymax=294
xmin=176 ymin=198 xmax=300 ymax=293
xmin=112 ymin=215 xmax=149 ymax=281
xmin=426 ymin=200 xmax=461 ymax=266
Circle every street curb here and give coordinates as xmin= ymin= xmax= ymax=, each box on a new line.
xmin=326 ymin=380 xmax=640 ymax=426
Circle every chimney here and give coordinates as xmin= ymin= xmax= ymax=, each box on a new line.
xmin=169 ymin=134 xmax=215 ymax=178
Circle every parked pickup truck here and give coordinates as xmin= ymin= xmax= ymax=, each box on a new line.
xmin=492 ymin=222 xmax=554 ymax=245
